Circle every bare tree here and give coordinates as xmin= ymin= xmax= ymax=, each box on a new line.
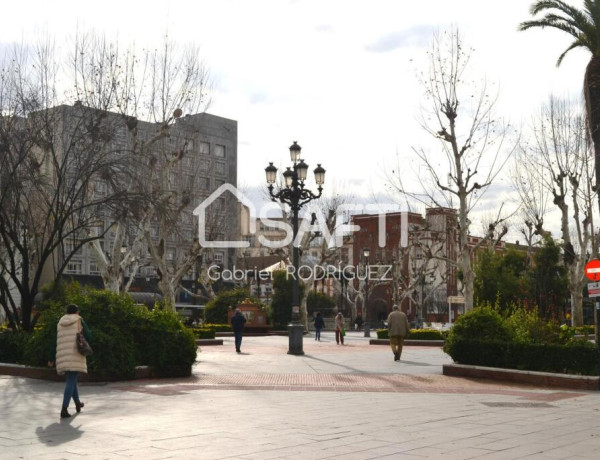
xmin=69 ymin=33 xmax=221 ymax=307
xmin=520 ymin=96 xmax=599 ymax=326
xmin=510 ymin=149 xmax=550 ymax=264
xmin=0 ymin=42 xmax=130 ymax=331
xmin=388 ymin=29 xmax=516 ymax=311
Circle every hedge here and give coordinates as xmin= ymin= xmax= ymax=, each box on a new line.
xmin=190 ymin=328 xmax=216 ymax=339
xmin=444 ymin=338 xmax=598 ymax=376
xmin=4 ymin=287 xmax=198 ymax=380
xmin=376 ymin=328 xmax=446 ymax=340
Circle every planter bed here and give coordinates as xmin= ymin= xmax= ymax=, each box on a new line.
xmin=443 ymin=363 xmax=599 ymax=391
xmin=0 ymin=363 xmax=169 ymax=382
xmin=370 ymin=339 xmax=444 ymax=347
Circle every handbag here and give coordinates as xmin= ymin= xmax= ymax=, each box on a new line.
xmin=341 ymin=327 xmax=346 ymax=337
xmin=76 ymin=332 xmax=93 ymax=356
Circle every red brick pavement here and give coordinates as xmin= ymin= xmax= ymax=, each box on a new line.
xmin=114 ymin=373 xmax=587 ymax=402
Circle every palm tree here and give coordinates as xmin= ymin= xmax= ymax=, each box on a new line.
xmin=520 ymin=0 xmax=600 ymax=212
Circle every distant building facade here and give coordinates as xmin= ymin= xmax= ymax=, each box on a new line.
xmin=49 ymin=103 xmax=238 ymax=302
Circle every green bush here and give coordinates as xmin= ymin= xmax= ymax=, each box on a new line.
xmin=204 ymin=288 xmax=253 ymax=324
xmin=135 ymin=309 xmax=197 ymax=378
xmin=270 ymin=270 xmax=305 ymax=329
xmin=20 ymin=285 xmax=197 ymax=380
xmin=0 ymin=332 xmax=31 ymax=364
xmin=444 ymin=306 xmax=512 ymax=357
xmin=503 ymin=305 xmax=562 ymax=344
xmin=574 ymin=325 xmax=595 ymax=336
xmin=191 ymin=328 xmax=216 ymax=339
xmin=446 ymin=338 xmax=598 ymax=375
xmin=376 ymin=328 xmax=445 ymax=340
xmin=202 ymin=323 xmax=232 ymax=332
xmin=409 ymin=329 xmax=445 ymax=340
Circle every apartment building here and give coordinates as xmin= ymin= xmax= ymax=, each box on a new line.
xmin=52 ymin=103 xmax=238 ymax=300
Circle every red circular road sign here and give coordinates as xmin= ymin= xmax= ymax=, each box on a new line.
xmin=585 ymin=259 xmax=600 ymax=281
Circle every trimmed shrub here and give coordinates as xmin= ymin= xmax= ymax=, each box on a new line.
xmin=376 ymin=329 xmax=388 ymax=339
xmin=444 ymin=306 xmax=512 ymax=357
xmin=20 ymin=286 xmax=197 ymax=380
xmin=409 ymin=329 xmax=445 ymax=340
xmin=131 ymin=309 xmax=197 ymax=378
xmin=376 ymin=328 xmax=446 ymax=340
xmin=446 ymin=338 xmax=598 ymax=375
xmin=202 ymin=323 xmax=232 ymax=332
xmin=191 ymin=328 xmax=216 ymax=339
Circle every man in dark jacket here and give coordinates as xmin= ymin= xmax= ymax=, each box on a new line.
xmin=231 ymin=308 xmax=247 ymax=353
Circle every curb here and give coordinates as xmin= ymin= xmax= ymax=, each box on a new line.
xmin=0 ymin=363 xmax=157 ymax=382
xmin=443 ymin=363 xmax=600 ymax=391
xmin=195 ymin=339 xmax=223 ymax=346
xmin=369 ymin=339 xmax=444 ymax=347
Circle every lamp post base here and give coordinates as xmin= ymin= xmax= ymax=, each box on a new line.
xmin=363 ymin=322 xmax=370 ymax=338
xmin=288 ymin=323 xmax=304 ymax=355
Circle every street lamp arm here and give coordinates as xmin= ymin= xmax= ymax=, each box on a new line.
xmin=268 ymin=186 xmax=323 ymax=210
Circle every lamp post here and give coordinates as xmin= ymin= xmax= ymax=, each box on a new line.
xmin=265 ymin=141 xmax=325 ymax=355
xmin=363 ymin=247 xmax=371 ymax=338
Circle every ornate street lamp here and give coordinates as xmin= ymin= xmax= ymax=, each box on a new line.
xmin=363 ymin=247 xmax=371 ymax=337
xmin=265 ymin=141 xmax=325 ymax=355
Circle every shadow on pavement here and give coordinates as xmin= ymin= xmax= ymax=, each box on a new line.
xmin=36 ymin=418 xmax=84 ymax=446
xmin=303 ymin=354 xmax=366 ymax=373
xmin=400 ymin=360 xmax=436 ymax=366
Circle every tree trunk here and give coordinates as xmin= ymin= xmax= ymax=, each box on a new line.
xmin=571 ymin=289 xmax=584 ymax=327
xmin=585 ymin=57 xmax=600 ymax=216
xmin=158 ymin=278 xmax=176 ymax=310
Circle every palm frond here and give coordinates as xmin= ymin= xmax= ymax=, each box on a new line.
xmin=557 ymin=39 xmax=587 ymax=66
xmin=521 ymin=0 xmax=599 ymax=60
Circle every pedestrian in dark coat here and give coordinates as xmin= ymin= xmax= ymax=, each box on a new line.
xmin=313 ymin=312 xmax=325 ymax=341
xmin=231 ymin=308 xmax=247 ymax=353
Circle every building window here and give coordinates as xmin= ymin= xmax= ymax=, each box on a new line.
xmin=213 ymin=251 xmax=224 ymax=264
xmin=167 ymin=248 xmax=176 ymax=261
xmin=182 ymin=156 xmax=193 ymax=169
xmin=199 ymin=141 xmax=210 ymax=155
xmin=184 ymin=174 xmax=194 ymax=189
xmin=184 ymin=138 xmax=194 ymax=152
xmin=215 ymin=161 xmax=226 ymax=175
xmin=214 ymin=144 xmax=225 ymax=158
xmin=89 ymin=259 xmax=100 ymax=275
xmin=95 ymin=181 xmax=107 ymax=196
xmin=200 ymin=159 xmax=209 ymax=171
xmin=199 ymin=177 xmax=210 ymax=190
xmin=65 ymin=259 xmax=83 ymax=274
xmin=65 ymin=240 xmax=83 ymax=256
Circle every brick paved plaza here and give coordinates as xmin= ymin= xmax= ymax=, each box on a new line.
xmin=1 ymin=333 xmax=599 ymax=459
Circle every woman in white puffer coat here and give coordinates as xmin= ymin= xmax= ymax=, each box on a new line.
xmin=54 ymin=304 xmax=92 ymax=419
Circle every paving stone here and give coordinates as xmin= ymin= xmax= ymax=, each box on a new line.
xmin=2 ymin=334 xmax=600 ymax=459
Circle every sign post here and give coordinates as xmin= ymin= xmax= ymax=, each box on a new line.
xmin=585 ymin=259 xmax=600 ymax=282
xmin=586 ymin=261 xmax=600 ymax=383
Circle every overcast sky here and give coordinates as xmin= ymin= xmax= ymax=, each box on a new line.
xmin=1 ymin=0 xmax=590 ymax=238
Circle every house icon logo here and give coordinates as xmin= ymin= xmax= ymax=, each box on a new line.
xmin=193 ymin=183 xmax=256 ymax=248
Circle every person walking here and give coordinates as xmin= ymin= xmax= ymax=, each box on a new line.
xmin=52 ymin=304 xmax=92 ymax=419
xmin=231 ymin=308 xmax=247 ymax=353
xmin=313 ymin=312 xmax=325 ymax=341
xmin=334 ymin=312 xmax=345 ymax=345
xmin=387 ymin=304 xmax=409 ymax=361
